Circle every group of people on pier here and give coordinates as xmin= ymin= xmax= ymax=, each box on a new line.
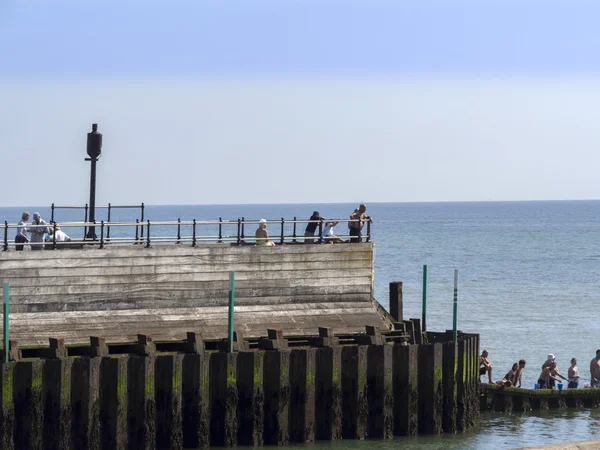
xmin=14 ymin=211 xmax=71 ymax=251
xmin=256 ymin=203 xmax=373 ymax=246
xmin=480 ymin=349 xmax=600 ymax=389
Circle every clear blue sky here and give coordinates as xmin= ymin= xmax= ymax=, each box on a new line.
xmin=1 ymin=1 xmax=600 ymax=206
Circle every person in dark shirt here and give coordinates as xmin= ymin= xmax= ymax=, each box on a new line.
xmin=304 ymin=211 xmax=323 ymax=243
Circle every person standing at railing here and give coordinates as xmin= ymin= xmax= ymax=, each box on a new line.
xmin=348 ymin=204 xmax=373 ymax=243
xmin=15 ymin=211 xmax=31 ymax=251
xmin=29 ymin=212 xmax=50 ymax=251
xmin=304 ymin=211 xmax=323 ymax=243
xmin=255 ymin=219 xmax=275 ymax=246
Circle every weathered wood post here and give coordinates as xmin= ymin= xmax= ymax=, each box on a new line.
xmin=13 ymin=360 xmax=44 ymax=449
xmin=43 ymin=358 xmax=72 ymax=450
xmin=341 ymin=345 xmax=368 ymax=439
xmin=236 ymin=351 xmax=264 ymax=446
xmin=0 ymin=362 xmax=15 ymax=450
xmin=441 ymin=341 xmax=458 ymax=433
xmin=263 ymin=349 xmax=291 ymax=445
xmin=315 ymin=346 xmax=342 ymax=440
xmin=209 ymin=352 xmax=238 ymax=446
xmin=182 ymin=352 xmax=210 ymax=449
xmin=100 ymin=356 xmax=128 ymax=449
xmin=71 ymin=357 xmax=101 ymax=450
xmin=155 ymin=354 xmax=184 ymax=450
xmin=367 ymin=344 xmax=394 ymax=439
xmin=417 ymin=343 xmax=443 ymax=435
xmin=389 ymin=282 xmax=403 ymax=322
xmin=289 ymin=349 xmax=317 ymax=443
xmin=392 ymin=344 xmax=418 ymax=436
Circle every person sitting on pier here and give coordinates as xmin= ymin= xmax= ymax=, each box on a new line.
xmin=504 ymin=363 xmax=519 ymax=385
xmin=255 ymin=219 xmax=275 ymax=246
xmin=494 ymin=378 xmax=513 ymax=388
xmin=568 ymin=358 xmax=580 ymax=389
xmin=480 ymin=350 xmax=493 ymax=383
xmin=514 ymin=359 xmax=527 ymax=388
xmin=590 ymin=349 xmax=600 ymax=387
xmin=322 ymin=220 xmax=344 ymax=243
xmin=15 ymin=211 xmax=30 ymax=251
xmin=48 ymin=224 xmax=72 ymax=243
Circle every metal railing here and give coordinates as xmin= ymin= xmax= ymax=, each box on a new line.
xmin=2 ymin=217 xmax=372 ymax=251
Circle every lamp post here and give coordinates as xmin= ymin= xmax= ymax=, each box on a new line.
xmin=85 ymin=124 xmax=102 ymax=239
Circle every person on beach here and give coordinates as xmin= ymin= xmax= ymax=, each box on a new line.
xmin=322 ymin=220 xmax=344 ymax=243
xmin=255 ymin=219 xmax=275 ymax=246
xmin=480 ymin=350 xmax=493 ymax=383
xmin=15 ymin=211 xmax=30 ymax=251
xmin=304 ymin=211 xmax=323 ymax=244
xmin=29 ymin=212 xmax=50 ymax=251
xmin=568 ymin=358 xmax=580 ymax=389
xmin=348 ymin=204 xmax=373 ymax=243
xmin=537 ymin=361 xmax=567 ymax=389
xmin=514 ymin=359 xmax=527 ymax=388
xmin=590 ymin=349 xmax=600 ymax=387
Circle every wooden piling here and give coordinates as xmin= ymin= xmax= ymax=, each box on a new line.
xmin=367 ymin=344 xmax=394 ymax=439
xmin=341 ymin=346 xmax=368 ymax=439
xmin=209 ymin=352 xmax=238 ymax=447
xmin=43 ymin=358 xmax=72 ymax=450
xmin=236 ymin=351 xmax=264 ymax=447
xmin=392 ymin=344 xmax=418 ymax=436
xmin=99 ymin=356 xmax=128 ymax=449
xmin=71 ymin=357 xmax=101 ymax=450
xmin=289 ymin=349 xmax=316 ymax=443
xmin=389 ymin=282 xmax=403 ymax=322
xmin=127 ymin=356 xmax=156 ymax=449
xmin=155 ymin=354 xmax=183 ymax=450
xmin=182 ymin=353 xmax=210 ymax=449
xmin=263 ymin=349 xmax=291 ymax=445
xmin=315 ymin=347 xmax=342 ymax=441
xmin=456 ymin=338 xmax=467 ymax=431
xmin=417 ymin=343 xmax=443 ymax=435
xmin=441 ymin=342 xmax=458 ymax=433
xmin=0 ymin=362 xmax=15 ymax=450
xmin=13 ymin=360 xmax=44 ymax=450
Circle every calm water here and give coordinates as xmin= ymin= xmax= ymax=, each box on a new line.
xmin=2 ymin=200 xmax=600 ymax=449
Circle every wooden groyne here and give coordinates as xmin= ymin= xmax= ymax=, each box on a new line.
xmin=0 ymin=329 xmax=480 ymax=449
xmin=480 ymin=384 xmax=600 ymax=412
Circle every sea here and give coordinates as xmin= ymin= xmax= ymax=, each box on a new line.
xmin=1 ymin=200 xmax=600 ymax=449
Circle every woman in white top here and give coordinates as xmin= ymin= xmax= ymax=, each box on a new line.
xmin=323 ymin=220 xmax=344 ymax=243
xmin=15 ymin=211 xmax=30 ymax=251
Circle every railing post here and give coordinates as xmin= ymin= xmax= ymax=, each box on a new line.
xmin=106 ymin=202 xmax=111 ymax=240
xmin=52 ymin=221 xmax=57 ymax=250
xmin=3 ymin=221 xmax=8 ymax=251
xmin=292 ymin=216 xmax=297 ymax=243
xmin=84 ymin=203 xmax=89 ymax=238
xmin=3 ymin=282 xmax=9 ymax=363
xmin=100 ymin=221 xmax=105 ymax=249
xmin=135 ymin=219 xmax=139 ymax=243
xmin=237 ymin=219 xmax=241 ymax=246
xmin=177 ymin=218 xmax=181 ymax=244
xmin=51 ymin=203 xmax=55 ymax=223
xmin=366 ymin=220 xmax=371 ymax=243
xmin=218 ymin=217 xmax=223 ymax=243
xmin=318 ymin=219 xmax=323 ymax=244
xmin=140 ymin=203 xmax=145 ymax=239
xmin=192 ymin=219 xmax=197 ymax=247
xmin=146 ymin=220 xmax=151 ymax=248
xmin=280 ymin=218 xmax=285 ymax=245
xmin=241 ymin=217 xmax=245 ymax=244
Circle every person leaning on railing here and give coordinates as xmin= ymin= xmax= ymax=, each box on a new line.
xmin=304 ymin=211 xmax=323 ymax=244
xmin=15 ymin=211 xmax=30 ymax=251
xmin=348 ymin=204 xmax=373 ymax=243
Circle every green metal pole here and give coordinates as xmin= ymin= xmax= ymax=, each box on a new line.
xmin=228 ymin=271 xmax=235 ymax=353
xmin=3 ymin=282 xmax=9 ymax=363
xmin=452 ymin=270 xmax=458 ymax=345
xmin=422 ymin=264 xmax=428 ymax=332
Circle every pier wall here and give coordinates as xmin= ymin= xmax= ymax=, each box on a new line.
xmin=0 ymin=333 xmax=480 ymax=449
xmin=0 ymin=243 xmax=388 ymax=346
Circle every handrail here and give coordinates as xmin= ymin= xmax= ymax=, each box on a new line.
xmin=2 ymin=217 xmax=373 ymax=251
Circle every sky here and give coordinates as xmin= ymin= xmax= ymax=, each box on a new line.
xmin=1 ymin=0 xmax=600 ymax=206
